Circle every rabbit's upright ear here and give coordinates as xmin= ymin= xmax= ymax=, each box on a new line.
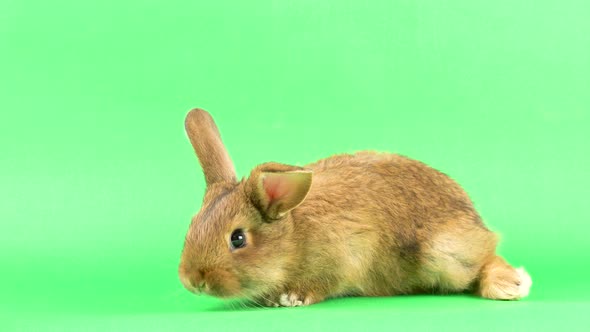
xmin=185 ymin=109 xmax=237 ymax=186
xmin=247 ymin=163 xmax=312 ymax=220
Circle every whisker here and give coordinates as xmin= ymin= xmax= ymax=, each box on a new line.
xmin=254 ymin=294 xmax=277 ymax=308
xmin=238 ymin=299 xmax=248 ymax=310
xmin=237 ymin=291 xmax=271 ymax=310
xmin=246 ymin=297 xmax=266 ymax=309
xmin=227 ymin=299 xmax=236 ymax=311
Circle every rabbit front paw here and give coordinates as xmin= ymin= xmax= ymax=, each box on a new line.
xmin=262 ymin=292 xmax=322 ymax=307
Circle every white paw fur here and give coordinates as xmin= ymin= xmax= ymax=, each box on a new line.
xmin=279 ymin=293 xmax=304 ymax=307
xmin=516 ymin=267 xmax=532 ymax=298
xmin=481 ymin=265 xmax=532 ymax=300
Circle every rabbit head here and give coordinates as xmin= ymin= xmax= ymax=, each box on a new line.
xmin=178 ymin=109 xmax=312 ymax=300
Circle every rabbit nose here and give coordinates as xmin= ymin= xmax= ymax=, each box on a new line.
xmin=181 ymin=270 xmax=208 ymax=293
xmin=180 ymin=270 xmax=202 ymax=293
xmin=193 ymin=273 xmax=209 ymax=293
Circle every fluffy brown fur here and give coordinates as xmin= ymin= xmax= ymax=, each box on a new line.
xmin=178 ymin=109 xmax=531 ymax=307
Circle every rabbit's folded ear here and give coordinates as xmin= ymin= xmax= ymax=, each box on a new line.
xmin=185 ymin=109 xmax=237 ymax=186
xmin=247 ymin=163 xmax=312 ymax=220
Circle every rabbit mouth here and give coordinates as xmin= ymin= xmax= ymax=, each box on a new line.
xmin=179 ymin=267 xmax=243 ymax=298
xmin=186 ymin=281 xmax=242 ymax=299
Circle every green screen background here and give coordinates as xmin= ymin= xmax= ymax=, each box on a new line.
xmin=1 ymin=1 xmax=589 ymax=331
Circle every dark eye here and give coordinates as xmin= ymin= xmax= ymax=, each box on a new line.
xmin=230 ymin=229 xmax=246 ymax=250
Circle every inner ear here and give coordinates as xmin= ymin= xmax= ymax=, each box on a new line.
xmin=247 ymin=163 xmax=312 ymax=220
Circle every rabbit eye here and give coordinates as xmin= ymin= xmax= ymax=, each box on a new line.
xmin=230 ymin=229 xmax=246 ymax=250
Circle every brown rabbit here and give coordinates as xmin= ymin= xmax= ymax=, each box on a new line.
xmin=178 ymin=108 xmax=531 ymax=307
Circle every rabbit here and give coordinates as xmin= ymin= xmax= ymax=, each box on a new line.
xmin=178 ymin=108 xmax=532 ymax=307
